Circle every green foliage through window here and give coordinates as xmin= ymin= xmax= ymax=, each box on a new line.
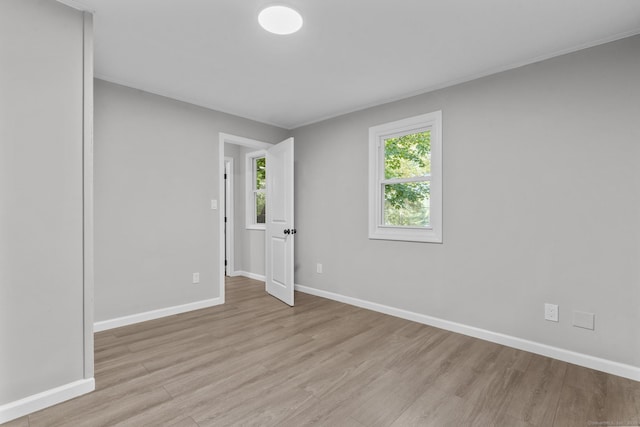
xmin=255 ymin=157 xmax=266 ymax=190
xmin=256 ymin=192 xmax=266 ymax=224
xmin=384 ymin=131 xmax=431 ymax=180
xmin=383 ymin=131 xmax=431 ymax=227
xmin=254 ymin=156 xmax=266 ymax=224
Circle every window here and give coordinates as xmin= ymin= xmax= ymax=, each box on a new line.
xmin=246 ymin=150 xmax=266 ymax=229
xmin=369 ymin=111 xmax=442 ymax=243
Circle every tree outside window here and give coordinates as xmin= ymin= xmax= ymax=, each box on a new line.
xmin=255 ymin=157 xmax=266 ymax=224
xmin=383 ymin=131 xmax=431 ymax=227
xmin=369 ymin=111 xmax=442 ymax=243
xmin=246 ymin=150 xmax=267 ymax=229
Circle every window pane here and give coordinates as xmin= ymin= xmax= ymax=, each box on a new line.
xmin=383 ymin=182 xmax=430 ymax=227
xmin=256 ymin=191 xmax=266 ymax=224
xmin=384 ymin=130 xmax=431 ymax=179
xmin=255 ymin=157 xmax=266 ymax=190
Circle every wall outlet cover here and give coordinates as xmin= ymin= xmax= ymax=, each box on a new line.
xmin=544 ymin=303 xmax=559 ymax=322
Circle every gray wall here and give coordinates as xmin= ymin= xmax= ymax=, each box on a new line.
xmin=0 ymin=0 xmax=86 ymax=404
xmin=224 ymin=143 xmax=243 ymax=273
xmin=95 ymin=80 xmax=287 ymax=322
xmin=291 ymin=35 xmax=640 ymax=367
xmin=224 ymin=144 xmax=267 ymax=277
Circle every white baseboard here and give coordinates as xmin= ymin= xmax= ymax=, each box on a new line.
xmin=94 ymin=297 xmax=223 ymax=332
xmin=295 ymin=284 xmax=640 ymax=382
xmin=0 ymin=378 xmax=94 ymax=424
xmin=233 ymin=271 xmax=266 ymax=282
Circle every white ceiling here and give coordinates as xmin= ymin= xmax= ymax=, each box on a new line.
xmin=74 ymin=0 xmax=640 ymax=129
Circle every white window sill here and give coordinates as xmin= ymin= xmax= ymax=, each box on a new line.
xmin=369 ymin=227 xmax=442 ymax=243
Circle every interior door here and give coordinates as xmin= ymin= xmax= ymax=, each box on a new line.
xmin=265 ymin=137 xmax=295 ymax=306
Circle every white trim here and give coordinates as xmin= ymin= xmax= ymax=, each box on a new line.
xmin=224 ymin=157 xmax=235 ymax=275
xmin=219 ymin=133 xmax=273 ymax=306
xmin=233 ymin=271 xmax=266 ymax=282
xmin=291 ymin=29 xmax=640 ymax=130
xmin=95 ymin=28 xmax=640 ymax=131
xmin=0 ymin=378 xmax=95 ymax=424
xmin=82 ymin=10 xmax=95 ymax=381
xmin=368 ymin=111 xmax=442 ymax=243
xmin=93 ymin=298 xmax=222 ymax=332
xmin=219 ymin=133 xmax=273 ymax=150
xmin=382 ymin=176 xmax=431 ymax=185
xmin=96 ymin=75 xmax=287 ymax=130
xmin=245 ymin=224 xmax=266 ymax=231
xmin=56 ymin=0 xmax=95 ymax=13
xmin=245 ymin=150 xmax=267 ymax=230
xmin=294 ymin=284 xmax=640 ymax=382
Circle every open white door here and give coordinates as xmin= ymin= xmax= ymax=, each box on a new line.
xmin=265 ymin=138 xmax=295 ymax=306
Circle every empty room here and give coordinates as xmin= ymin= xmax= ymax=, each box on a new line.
xmin=2 ymin=0 xmax=640 ymax=426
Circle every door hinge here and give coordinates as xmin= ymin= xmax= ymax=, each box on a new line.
xmin=224 ymin=173 xmax=227 ymax=179
xmin=224 ymin=217 xmax=227 ymax=223
xmin=225 ymin=259 xmax=227 ymax=266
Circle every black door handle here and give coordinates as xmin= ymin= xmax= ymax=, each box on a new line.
xmin=284 ymin=229 xmax=297 ymax=235
xmin=284 ymin=229 xmax=290 ymax=235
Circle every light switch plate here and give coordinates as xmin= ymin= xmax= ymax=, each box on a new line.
xmin=211 ymin=199 xmax=218 ymax=210
xmin=573 ymin=311 xmax=595 ymax=330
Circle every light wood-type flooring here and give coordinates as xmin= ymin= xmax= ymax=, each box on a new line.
xmin=6 ymin=276 xmax=640 ymax=426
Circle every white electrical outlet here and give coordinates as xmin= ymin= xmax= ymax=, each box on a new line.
xmin=544 ymin=303 xmax=559 ymax=322
xmin=211 ymin=199 xmax=218 ymax=210
xmin=192 ymin=272 xmax=200 ymax=284
xmin=316 ymin=263 xmax=323 ymax=274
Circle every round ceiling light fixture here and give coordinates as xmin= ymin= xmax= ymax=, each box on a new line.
xmin=258 ymin=5 xmax=303 ymax=35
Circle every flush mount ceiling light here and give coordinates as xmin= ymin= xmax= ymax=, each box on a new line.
xmin=258 ymin=5 xmax=303 ymax=35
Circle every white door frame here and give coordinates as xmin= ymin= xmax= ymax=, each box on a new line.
xmin=224 ymin=157 xmax=234 ymax=276
xmin=218 ymin=133 xmax=272 ymax=303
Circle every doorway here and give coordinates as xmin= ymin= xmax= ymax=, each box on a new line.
xmin=218 ymin=133 xmax=295 ymax=306
xmin=218 ymin=133 xmax=272 ymax=304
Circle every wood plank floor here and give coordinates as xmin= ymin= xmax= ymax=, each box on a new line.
xmin=7 ymin=276 xmax=640 ymax=426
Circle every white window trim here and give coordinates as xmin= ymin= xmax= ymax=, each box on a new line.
xmin=368 ymin=111 xmax=442 ymax=243
xmin=245 ymin=149 xmax=266 ymax=230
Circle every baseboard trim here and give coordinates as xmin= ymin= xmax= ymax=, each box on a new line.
xmin=234 ymin=271 xmax=266 ymax=282
xmin=0 ymin=378 xmax=94 ymax=424
xmin=294 ymin=284 xmax=640 ymax=382
xmin=94 ymin=298 xmax=223 ymax=332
